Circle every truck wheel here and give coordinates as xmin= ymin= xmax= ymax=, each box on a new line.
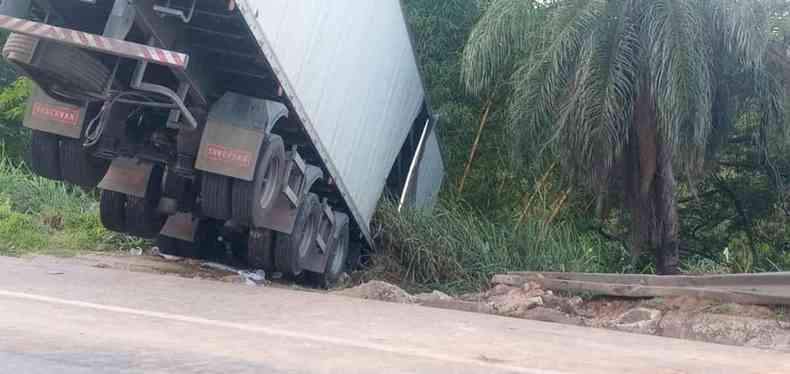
xmin=200 ymin=173 xmax=232 ymax=220
xmin=3 ymin=33 xmax=111 ymax=98
xmin=29 ymin=130 xmax=61 ymax=181
xmin=251 ymin=135 xmax=285 ymax=227
xmin=231 ymin=135 xmax=285 ymax=227
xmin=155 ymin=235 xmax=179 ymax=256
xmin=307 ymin=214 xmax=350 ymax=289
xmin=59 ymin=138 xmax=109 ymax=187
xmin=177 ymin=220 xmax=219 ymax=259
xmin=100 ymin=190 xmax=127 ymax=233
xmin=125 ymin=166 xmax=165 ymax=238
xmin=246 ymin=229 xmax=276 ymax=273
xmin=275 ymin=193 xmax=320 ymax=277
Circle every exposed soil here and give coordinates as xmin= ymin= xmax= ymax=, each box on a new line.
xmin=336 ymin=279 xmax=790 ymax=352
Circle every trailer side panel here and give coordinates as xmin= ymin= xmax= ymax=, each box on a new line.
xmin=236 ymin=0 xmax=425 ymax=241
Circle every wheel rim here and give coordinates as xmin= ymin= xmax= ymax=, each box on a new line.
xmin=297 ymin=207 xmax=318 ymax=260
xmin=258 ymin=156 xmax=281 ymax=210
xmin=329 ymin=229 xmax=349 ymax=275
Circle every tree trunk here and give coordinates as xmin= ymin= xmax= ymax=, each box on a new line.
xmin=628 ymin=85 xmax=680 ymax=275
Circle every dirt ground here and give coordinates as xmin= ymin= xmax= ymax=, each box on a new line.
xmin=23 ymin=251 xmax=790 ymax=352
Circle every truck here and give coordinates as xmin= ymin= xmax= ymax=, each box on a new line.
xmin=0 ymin=0 xmax=444 ymax=286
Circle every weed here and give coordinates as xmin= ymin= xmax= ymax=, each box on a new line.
xmin=370 ymin=200 xmax=630 ymax=294
xmin=0 ymin=155 xmax=140 ymax=256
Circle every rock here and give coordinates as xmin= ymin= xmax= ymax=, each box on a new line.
xmin=542 ymin=295 xmax=591 ymax=317
xmin=659 ymin=311 xmax=790 ymax=352
xmin=610 ymin=307 xmax=663 ymax=335
xmin=521 ymin=307 xmax=584 ymax=326
xmin=522 ymin=281 xmax=545 ymax=297
xmin=420 ymin=299 xmax=496 ymax=315
xmin=487 ymin=284 xmax=514 ymax=297
xmin=490 ymin=286 xmax=544 ymax=317
xmin=336 ymin=281 xmax=415 ymax=303
xmin=617 ymin=307 xmax=662 ymax=324
xmin=414 ymin=290 xmax=454 ymax=303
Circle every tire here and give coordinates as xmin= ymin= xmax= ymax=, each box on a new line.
xmin=231 ymin=179 xmax=254 ymax=226
xmin=275 ymin=193 xmax=320 ymax=277
xmin=307 ymin=213 xmax=350 ymax=289
xmin=125 ymin=166 xmax=165 ymax=238
xmin=59 ymin=138 xmax=109 ymax=187
xmin=177 ymin=220 xmax=219 ymax=259
xmin=251 ymin=135 xmax=285 ymax=228
xmin=29 ymin=130 xmax=61 ymax=180
xmin=100 ymin=190 xmax=127 ymax=233
xmin=4 ymin=33 xmax=110 ymax=98
xmin=246 ymin=229 xmax=276 ymax=273
xmin=125 ymin=196 xmax=164 ymax=238
xmin=200 ymin=173 xmax=232 ymax=220
xmin=155 ymin=235 xmax=179 ymax=256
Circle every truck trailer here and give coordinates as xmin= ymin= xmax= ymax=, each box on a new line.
xmin=0 ymin=0 xmax=444 ymax=286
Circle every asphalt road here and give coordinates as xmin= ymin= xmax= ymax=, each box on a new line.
xmin=0 ymin=256 xmax=787 ymax=373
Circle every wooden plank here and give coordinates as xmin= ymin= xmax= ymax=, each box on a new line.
xmin=491 ymin=273 xmax=790 ymax=306
xmin=501 ymin=271 xmax=790 ymax=287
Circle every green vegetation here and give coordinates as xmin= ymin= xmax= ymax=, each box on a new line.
xmin=370 ymin=0 xmax=790 ymax=291
xmin=0 ymin=154 xmax=142 ymax=256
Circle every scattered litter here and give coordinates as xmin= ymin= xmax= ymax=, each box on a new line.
xmin=159 ymin=253 xmax=182 ymax=261
xmin=240 ymin=270 xmax=267 ymax=286
xmin=201 ymin=262 xmax=267 ymax=287
xmin=46 ymin=270 xmax=64 ymax=275
xmin=129 ymin=247 xmax=143 ymax=256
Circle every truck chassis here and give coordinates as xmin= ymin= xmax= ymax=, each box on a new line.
xmin=0 ymin=0 xmax=413 ymax=286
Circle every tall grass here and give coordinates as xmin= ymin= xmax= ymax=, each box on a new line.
xmin=0 ymin=154 xmax=142 ymax=256
xmin=370 ymin=200 xmax=630 ymax=293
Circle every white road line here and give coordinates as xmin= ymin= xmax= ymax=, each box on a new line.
xmin=0 ymin=289 xmax=561 ymax=374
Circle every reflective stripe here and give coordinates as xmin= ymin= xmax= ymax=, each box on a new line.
xmin=0 ymin=15 xmax=189 ymax=70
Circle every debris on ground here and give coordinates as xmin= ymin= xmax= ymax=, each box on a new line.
xmin=336 ymin=280 xmax=415 ymax=303
xmin=338 ymin=279 xmax=790 ymax=352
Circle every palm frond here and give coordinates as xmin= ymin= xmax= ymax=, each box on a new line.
xmin=461 ymin=0 xmax=542 ymax=96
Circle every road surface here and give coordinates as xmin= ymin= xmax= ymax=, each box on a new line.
xmin=0 ymin=256 xmax=787 ymax=373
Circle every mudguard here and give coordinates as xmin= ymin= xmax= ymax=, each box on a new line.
xmin=97 ymin=158 xmax=154 ymax=198
xmin=23 ymin=85 xmax=87 ymax=139
xmin=195 ymin=92 xmax=288 ymax=181
xmin=159 ymin=212 xmax=199 ymax=243
xmin=258 ymin=151 xmax=323 ymax=234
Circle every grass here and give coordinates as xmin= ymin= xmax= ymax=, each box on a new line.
xmin=0 ymin=155 xmax=143 ymax=256
xmin=368 ymin=200 xmax=630 ymax=294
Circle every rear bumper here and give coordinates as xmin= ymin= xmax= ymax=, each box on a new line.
xmin=0 ymin=14 xmax=189 ymax=70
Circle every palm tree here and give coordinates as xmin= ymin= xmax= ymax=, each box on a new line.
xmin=463 ymin=0 xmax=785 ymax=274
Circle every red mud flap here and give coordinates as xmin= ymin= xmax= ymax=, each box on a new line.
xmin=23 ymin=84 xmax=87 ymax=139
xmin=0 ymin=15 xmax=189 ymax=70
xmin=98 ymin=158 xmax=155 ymax=198
xmin=159 ymin=212 xmax=199 ymax=243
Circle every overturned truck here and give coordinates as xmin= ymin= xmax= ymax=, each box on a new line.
xmin=0 ymin=0 xmax=443 ymax=286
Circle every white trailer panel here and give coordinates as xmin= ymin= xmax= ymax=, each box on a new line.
xmin=236 ymin=0 xmax=426 ymax=241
